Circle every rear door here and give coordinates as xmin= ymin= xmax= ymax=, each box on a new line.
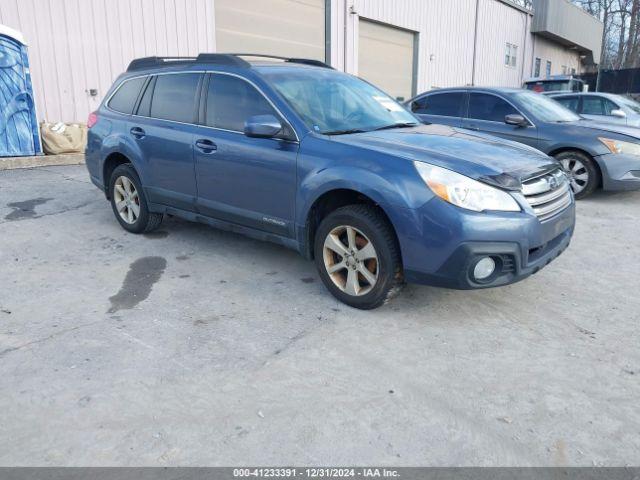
xmin=409 ymin=91 xmax=466 ymax=127
xmin=462 ymin=92 xmax=539 ymax=148
xmin=128 ymin=72 xmax=203 ymax=211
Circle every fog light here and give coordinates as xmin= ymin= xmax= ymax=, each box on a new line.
xmin=473 ymin=257 xmax=496 ymax=281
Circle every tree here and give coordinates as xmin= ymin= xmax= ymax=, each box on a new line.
xmin=572 ymin=0 xmax=640 ymax=69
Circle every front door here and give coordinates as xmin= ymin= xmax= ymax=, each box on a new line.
xmin=462 ymin=92 xmax=539 ymax=148
xmin=193 ymin=73 xmax=298 ymax=237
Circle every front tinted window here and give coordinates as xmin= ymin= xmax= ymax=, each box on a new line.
xmin=513 ymin=91 xmax=581 ymax=123
xmin=108 ymin=77 xmax=145 ymax=114
xmin=150 ymin=73 xmax=201 ymax=123
xmin=582 ymin=96 xmax=617 ymax=115
xmin=413 ymin=93 xmax=465 ymax=117
xmin=468 ymin=93 xmax=518 ymax=122
xmin=263 ymin=69 xmax=418 ymax=134
xmin=206 ymin=74 xmax=276 ymax=131
xmin=555 ymin=96 xmax=579 ymax=112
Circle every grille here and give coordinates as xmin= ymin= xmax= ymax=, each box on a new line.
xmin=522 ymin=169 xmax=573 ymax=221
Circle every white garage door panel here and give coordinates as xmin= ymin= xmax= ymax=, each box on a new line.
xmin=358 ymin=20 xmax=415 ymax=101
xmin=215 ymin=0 xmax=325 ymax=60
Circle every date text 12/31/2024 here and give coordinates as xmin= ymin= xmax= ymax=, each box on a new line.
xmin=233 ymin=468 xmax=400 ymax=478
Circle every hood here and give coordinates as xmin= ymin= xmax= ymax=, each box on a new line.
xmin=570 ymin=119 xmax=640 ymax=140
xmin=331 ymin=124 xmax=558 ymax=190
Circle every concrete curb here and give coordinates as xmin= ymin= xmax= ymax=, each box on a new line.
xmin=0 ymin=153 xmax=85 ymax=171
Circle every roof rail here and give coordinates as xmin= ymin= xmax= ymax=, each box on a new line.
xmin=126 ymin=53 xmax=331 ymax=72
xmin=126 ymin=54 xmax=250 ymax=72
xmin=227 ymin=53 xmax=334 ymax=69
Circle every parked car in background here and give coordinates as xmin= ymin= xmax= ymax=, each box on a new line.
xmin=547 ymin=92 xmax=640 ymax=128
xmin=524 ymin=76 xmax=586 ymax=93
xmin=86 ymin=54 xmax=575 ymax=309
xmin=406 ymin=87 xmax=640 ymax=199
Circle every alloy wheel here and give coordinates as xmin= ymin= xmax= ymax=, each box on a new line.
xmin=560 ymin=157 xmax=589 ymax=194
xmin=322 ymin=225 xmax=379 ymax=296
xmin=113 ymin=176 xmax=140 ymax=224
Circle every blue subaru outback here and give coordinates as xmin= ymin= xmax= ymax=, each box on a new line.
xmin=86 ymin=54 xmax=575 ymax=309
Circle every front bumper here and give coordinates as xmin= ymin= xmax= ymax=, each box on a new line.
xmin=595 ymin=153 xmax=640 ymax=191
xmin=391 ymin=196 xmax=575 ymax=290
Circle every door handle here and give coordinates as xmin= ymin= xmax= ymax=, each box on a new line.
xmin=465 ymin=125 xmax=480 ymax=131
xmin=130 ymin=127 xmax=146 ymax=139
xmin=195 ymin=139 xmax=217 ymax=153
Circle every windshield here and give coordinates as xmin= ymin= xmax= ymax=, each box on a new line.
xmin=262 ymin=68 xmax=419 ymax=134
xmin=617 ymin=95 xmax=640 ymax=114
xmin=514 ymin=91 xmax=582 ymax=123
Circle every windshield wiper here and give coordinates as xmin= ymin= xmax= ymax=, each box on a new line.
xmin=371 ymin=122 xmax=420 ymax=131
xmin=322 ymin=128 xmax=368 ymax=135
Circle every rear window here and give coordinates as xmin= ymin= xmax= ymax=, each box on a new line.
xmin=149 ymin=73 xmax=201 ymax=123
xmin=411 ymin=92 xmax=465 ymax=117
xmin=107 ymin=77 xmax=145 ymax=114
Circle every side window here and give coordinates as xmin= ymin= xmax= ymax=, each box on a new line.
xmin=581 ymin=97 xmax=615 ymax=116
xmin=555 ymin=96 xmax=579 ymax=112
xmin=206 ymin=74 xmax=277 ymax=131
xmin=468 ymin=93 xmax=518 ymax=122
xmin=149 ymin=73 xmax=201 ymax=123
xmin=412 ymin=93 xmax=465 ymax=117
xmin=108 ymin=77 xmax=146 ymax=114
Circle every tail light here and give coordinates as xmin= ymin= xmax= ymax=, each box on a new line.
xmin=87 ymin=111 xmax=98 ymax=128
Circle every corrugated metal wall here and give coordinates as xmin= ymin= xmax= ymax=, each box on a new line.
xmin=0 ymin=0 xmax=216 ymax=123
xmin=0 ymin=0 xmax=585 ymax=123
xmin=532 ymin=36 xmax=581 ymax=76
xmin=473 ymin=0 xmax=531 ymax=87
xmin=335 ymin=0 xmax=534 ymax=94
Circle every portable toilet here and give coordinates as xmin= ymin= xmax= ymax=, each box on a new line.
xmin=0 ymin=25 xmax=41 ymax=157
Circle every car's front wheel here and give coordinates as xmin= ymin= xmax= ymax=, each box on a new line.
xmin=109 ymin=163 xmax=163 ymax=233
xmin=555 ymin=150 xmax=600 ymax=199
xmin=314 ymin=205 xmax=403 ymax=309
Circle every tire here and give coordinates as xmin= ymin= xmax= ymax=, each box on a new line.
xmin=109 ymin=163 xmax=163 ymax=233
xmin=554 ymin=150 xmax=600 ymax=199
xmin=314 ymin=204 xmax=403 ymax=309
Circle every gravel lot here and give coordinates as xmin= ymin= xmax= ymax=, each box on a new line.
xmin=0 ymin=165 xmax=638 ymax=466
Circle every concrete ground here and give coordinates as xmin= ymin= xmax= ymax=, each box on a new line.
xmin=0 ymin=165 xmax=638 ymax=467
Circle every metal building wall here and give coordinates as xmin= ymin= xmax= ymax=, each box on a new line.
xmin=531 ymin=35 xmax=582 ymax=76
xmin=473 ymin=0 xmax=532 ymax=87
xmin=0 ymin=0 xmax=216 ymax=123
xmin=331 ymin=0 xmax=533 ymax=94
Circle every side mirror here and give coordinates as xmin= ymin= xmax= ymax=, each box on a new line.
xmin=244 ymin=114 xmax=282 ymax=138
xmin=505 ymin=114 xmax=528 ymax=127
xmin=610 ymin=109 xmax=626 ymax=119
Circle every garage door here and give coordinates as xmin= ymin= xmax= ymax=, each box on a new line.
xmin=215 ymin=0 xmax=325 ymax=61
xmin=358 ymin=20 xmax=415 ymax=101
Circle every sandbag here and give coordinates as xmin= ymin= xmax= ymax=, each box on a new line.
xmin=40 ymin=122 xmax=87 ymax=155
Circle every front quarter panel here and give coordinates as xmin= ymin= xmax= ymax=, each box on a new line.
xmin=295 ymin=134 xmax=433 ymax=224
xmin=535 ymin=122 xmax=610 ymax=156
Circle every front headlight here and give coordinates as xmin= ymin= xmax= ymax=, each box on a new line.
xmin=414 ymin=162 xmax=520 ymax=212
xmin=599 ymin=137 xmax=640 ymax=156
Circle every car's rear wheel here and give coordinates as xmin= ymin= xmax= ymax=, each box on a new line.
xmin=554 ymin=150 xmax=600 ymax=199
xmin=109 ymin=164 xmax=163 ymax=233
xmin=314 ymin=205 xmax=403 ymax=309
